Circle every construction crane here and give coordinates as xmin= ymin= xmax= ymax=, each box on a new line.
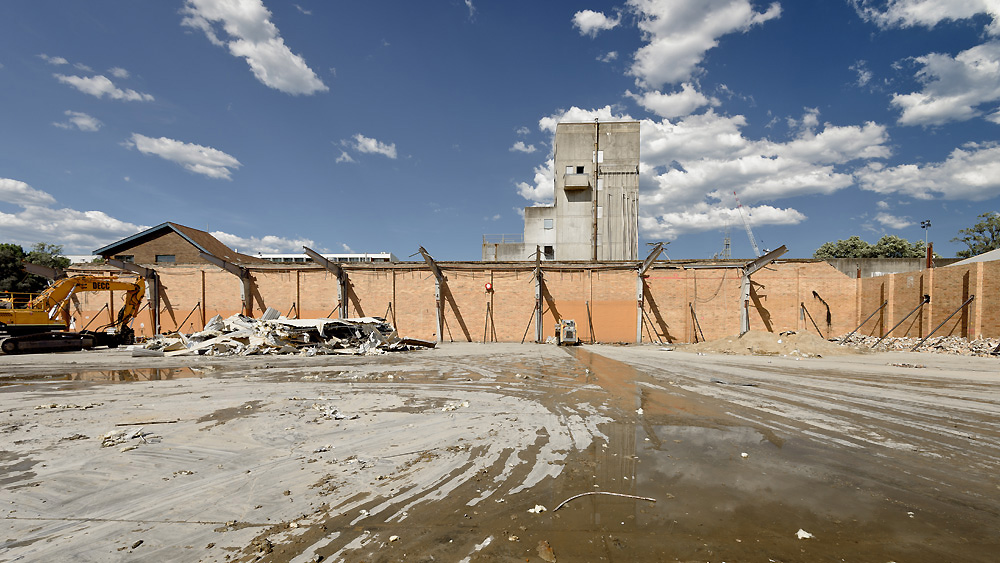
xmin=733 ymin=191 xmax=761 ymax=258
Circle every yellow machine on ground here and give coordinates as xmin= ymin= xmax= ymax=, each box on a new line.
xmin=0 ymin=274 xmax=146 ymax=354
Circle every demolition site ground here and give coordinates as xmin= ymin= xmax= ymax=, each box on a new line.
xmin=1 ymin=341 xmax=998 ymax=562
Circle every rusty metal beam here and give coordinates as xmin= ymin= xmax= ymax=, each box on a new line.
xmin=108 ymin=259 xmax=161 ymax=334
xmin=417 ymin=246 xmax=445 ymax=342
xmin=636 ymin=242 xmax=664 ymax=343
xmin=303 ymin=246 xmax=348 ymax=318
xmin=199 ymin=252 xmax=254 ymax=317
xmin=22 ymin=262 xmax=67 ymax=280
xmin=740 ymin=245 xmax=788 ymax=335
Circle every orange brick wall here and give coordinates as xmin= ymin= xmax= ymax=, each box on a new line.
xmin=64 ymin=260 xmax=998 ymax=342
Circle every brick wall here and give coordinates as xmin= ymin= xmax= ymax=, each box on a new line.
xmin=64 ymin=260 xmax=998 ymax=342
xmin=108 ymin=231 xmax=206 ymax=264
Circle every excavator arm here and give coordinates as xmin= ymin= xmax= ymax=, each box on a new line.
xmin=2 ymin=274 xmax=146 ymax=354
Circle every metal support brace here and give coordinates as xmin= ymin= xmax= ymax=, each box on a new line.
xmin=636 ymin=242 xmax=664 ymax=343
xmin=417 ymin=246 xmax=446 ymax=343
xmin=108 ymin=259 xmax=161 ymax=334
xmin=872 ymin=294 xmax=930 ymax=349
xmin=912 ymin=295 xmax=975 ymax=351
xmin=739 ymin=245 xmax=788 ymax=335
xmin=22 ymin=262 xmax=67 ymax=281
xmin=199 ymin=252 xmax=254 ymax=317
xmin=303 ymin=246 xmax=348 ymax=319
xmin=843 ymin=299 xmax=889 ymax=343
xmin=534 ymin=246 xmax=543 ymax=343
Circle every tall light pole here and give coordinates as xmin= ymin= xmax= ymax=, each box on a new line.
xmin=921 ymin=220 xmax=931 ymax=247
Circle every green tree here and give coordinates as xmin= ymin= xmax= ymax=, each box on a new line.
xmin=0 ymin=242 xmax=70 ymax=293
xmin=813 ymin=235 xmax=926 ymax=259
xmin=870 ymin=235 xmax=926 ymax=258
xmin=813 ymin=236 xmax=872 ymax=259
xmin=26 ymin=243 xmax=70 ymax=270
xmin=0 ymin=244 xmax=32 ymax=293
xmin=952 ymin=212 xmax=1000 ymax=258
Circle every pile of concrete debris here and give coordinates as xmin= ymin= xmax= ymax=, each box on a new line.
xmin=835 ymin=333 xmax=1000 ymax=357
xmin=134 ymin=310 xmax=434 ymax=357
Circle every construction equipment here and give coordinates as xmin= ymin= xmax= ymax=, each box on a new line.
xmin=733 ymin=191 xmax=761 ymax=258
xmin=555 ymin=319 xmax=579 ymax=346
xmin=0 ymin=274 xmax=146 ymax=354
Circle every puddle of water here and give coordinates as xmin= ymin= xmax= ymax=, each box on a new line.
xmin=0 ymin=367 xmax=201 ymax=386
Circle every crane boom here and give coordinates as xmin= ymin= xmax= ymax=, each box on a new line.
xmin=734 ymin=191 xmax=761 ymax=258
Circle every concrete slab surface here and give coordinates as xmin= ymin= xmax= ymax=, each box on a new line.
xmin=1 ymin=343 xmax=998 ymax=562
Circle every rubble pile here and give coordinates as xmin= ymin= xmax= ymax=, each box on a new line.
xmin=136 ymin=313 xmax=434 ymax=357
xmin=835 ymin=334 xmax=1000 ymax=357
xmin=685 ymin=330 xmax=860 ymax=357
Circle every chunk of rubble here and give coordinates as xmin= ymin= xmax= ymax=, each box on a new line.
xmin=836 ymin=334 xmax=1000 ymax=357
xmin=135 ymin=314 xmax=434 ymax=357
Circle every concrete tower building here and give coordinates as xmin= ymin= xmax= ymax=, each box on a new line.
xmin=484 ymin=120 xmax=640 ymax=261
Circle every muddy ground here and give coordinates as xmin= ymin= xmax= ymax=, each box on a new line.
xmin=1 ymin=342 xmax=998 ymax=562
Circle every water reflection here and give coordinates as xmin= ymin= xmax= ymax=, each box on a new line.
xmin=1 ymin=367 xmax=200 ymax=385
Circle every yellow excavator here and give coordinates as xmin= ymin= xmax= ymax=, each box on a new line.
xmin=0 ymin=274 xmax=146 ymax=354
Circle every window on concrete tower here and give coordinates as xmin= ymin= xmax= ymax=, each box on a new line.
xmin=543 ymin=219 xmax=553 ymax=230
xmin=575 ymin=165 xmax=585 ymax=174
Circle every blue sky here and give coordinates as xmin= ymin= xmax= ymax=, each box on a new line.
xmin=2 ymin=0 xmax=999 ymax=260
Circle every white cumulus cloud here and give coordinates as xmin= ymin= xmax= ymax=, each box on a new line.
xmin=38 ymin=54 xmax=68 ymax=65
xmin=127 ymin=133 xmax=241 ymax=180
xmin=891 ymin=41 xmax=1000 ymax=126
xmin=181 ymin=0 xmax=328 ymax=95
xmin=627 ymin=0 xmax=781 ymax=89
xmin=854 ymin=0 xmax=1000 ymax=35
xmin=211 ymin=231 xmax=314 ymax=253
xmin=53 ymin=111 xmax=103 ymax=132
xmin=350 ymin=133 xmax=397 ymax=159
xmin=510 ymin=141 xmax=537 ymax=153
xmin=573 ymin=10 xmax=621 ymax=37
xmin=516 ymin=159 xmax=555 ymax=204
xmin=0 ymin=178 xmax=57 ymax=206
xmin=856 ymin=141 xmax=1000 ymax=200
xmin=874 ymin=212 xmax=914 ymax=229
xmin=628 ymin=83 xmax=719 ymax=118
xmin=0 ymin=179 xmax=146 ymax=253
xmin=54 ymin=74 xmax=154 ymax=102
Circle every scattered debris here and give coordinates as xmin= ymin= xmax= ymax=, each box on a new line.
xmin=441 ymin=401 xmax=469 ymax=412
xmin=553 ymin=492 xmax=657 ymax=512
xmin=136 ymin=314 xmax=433 ymax=357
xmin=312 ymin=404 xmax=359 ymax=421
xmin=711 ymin=378 xmax=759 ymax=387
xmin=101 ymin=427 xmax=157 ymax=449
xmin=741 ymin=452 xmax=749 ymax=459
xmin=837 ymin=334 xmax=1000 ymax=357
xmin=527 ymin=504 xmax=547 ymax=514
xmin=35 ymin=403 xmax=102 ymax=410
xmin=889 ymin=363 xmax=926 ymax=369
xmin=796 ymin=529 xmax=814 ymax=540
xmin=687 ymin=331 xmax=853 ymax=357
xmin=388 ymin=535 xmax=399 ymax=542
xmin=537 ymin=540 xmax=557 ymax=562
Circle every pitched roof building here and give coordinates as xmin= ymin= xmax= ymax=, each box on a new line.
xmin=93 ymin=222 xmax=269 ymax=265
